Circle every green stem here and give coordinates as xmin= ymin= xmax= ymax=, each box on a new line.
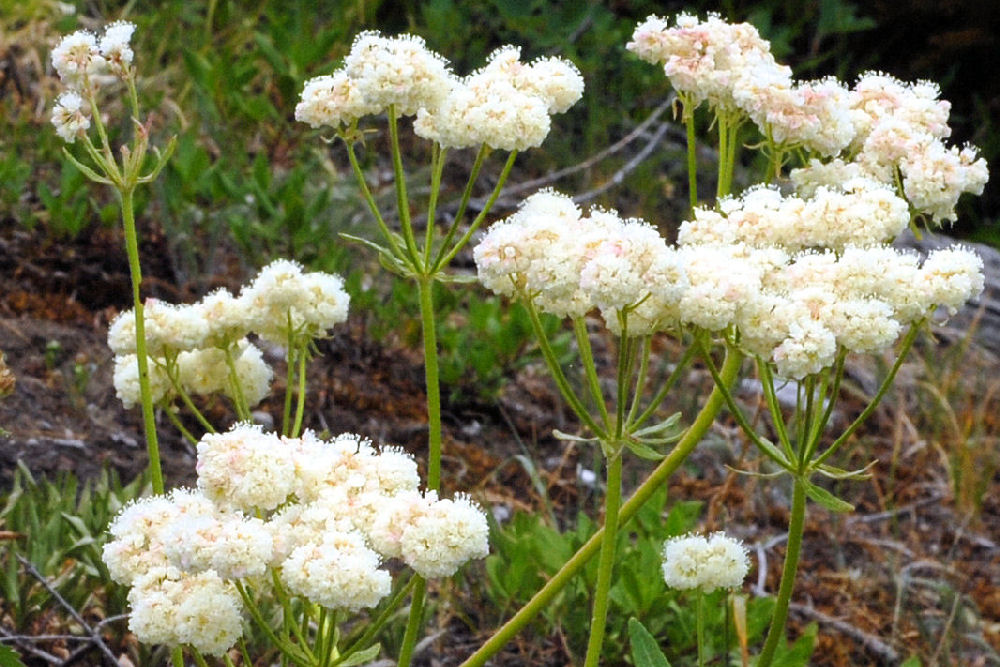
xmin=337 ymin=577 xmax=418 ymax=664
xmin=757 ymin=360 xmax=794 ymax=459
xmin=283 ymin=326 xmax=296 ymax=437
xmin=344 ymin=139 xmax=410 ymax=268
xmin=423 ymin=143 xmax=447 ymax=266
xmin=417 ymin=276 xmax=444 ymax=490
xmin=163 ymin=407 xmax=199 ymax=445
xmin=432 ymin=143 xmax=489 ymax=271
xmin=396 ymin=576 xmax=426 ymax=667
xmin=121 ymin=187 xmax=164 ymax=494
xmin=632 ymin=341 xmax=697 ymax=430
xmin=697 ymin=590 xmax=706 ymax=667
xmin=582 ymin=452 xmax=623 ymax=667
xmin=757 ymin=476 xmax=807 ymax=667
xmin=387 ymin=107 xmax=420 ymax=264
xmin=574 ymin=317 xmax=611 ymax=430
xmin=171 ymin=646 xmax=184 ymax=667
xmin=435 ymin=150 xmax=518 ymax=272
xmin=291 ymin=340 xmax=309 ymax=438
xmin=223 ymin=345 xmax=251 ymax=421
xmin=523 ymin=298 xmax=604 ymax=438
xmin=813 ymin=322 xmax=922 ymax=467
xmin=458 ymin=349 xmax=744 ymax=667
xmin=235 ymin=580 xmax=314 ymax=666
xmin=191 ymin=648 xmax=210 ymax=667
xmin=684 ymin=97 xmax=699 ymax=212
xmin=625 ymin=334 xmax=652 ymax=427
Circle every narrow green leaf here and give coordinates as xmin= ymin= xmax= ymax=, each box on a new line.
xmin=628 ymin=617 xmax=672 ymax=667
xmin=803 ymin=481 xmax=854 ymax=513
xmin=552 ymin=429 xmax=598 ymax=443
xmin=0 ymin=643 xmax=27 ymax=667
xmin=336 ymin=643 xmax=380 ymax=666
xmin=624 ymin=439 xmax=667 ymax=461
xmin=631 ymin=412 xmax=682 ymax=438
xmin=813 ymin=460 xmax=877 ymax=480
xmin=754 ymin=436 xmax=794 ymax=471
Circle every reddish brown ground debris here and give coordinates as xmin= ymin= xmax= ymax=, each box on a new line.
xmin=0 ymin=220 xmax=997 ymax=666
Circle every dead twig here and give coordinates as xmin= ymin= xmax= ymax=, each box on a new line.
xmin=16 ymin=554 xmax=121 ymax=666
xmin=789 ymin=602 xmax=901 ymax=663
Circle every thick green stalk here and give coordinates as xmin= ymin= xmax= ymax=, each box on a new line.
xmin=417 ymin=276 xmax=443 ymax=490
xmin=684 ymin=101 xmax=698 ymax=212
xmin=757 ymin=476 xmax=807 ymax=667
xmin=696 ymin=590 xmax=706 ymax=667
xmin=396 ymin=576 xmax=427 ymax=667
xmin=171 ymin=647 xmax=185 ymax=667
xmin=121 ymin=187 xmax=164 ymax=494
xmin=291 ymin=340 xmax=309 ymax=438
xmin=458 ymin=349 xmax=743 ymax=667
xmin=582 ymin=452 xmax=623 ymax=667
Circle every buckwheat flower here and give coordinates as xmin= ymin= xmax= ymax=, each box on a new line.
xmin=629 ymin=13 xmax=788 ymax=110
xmin=176 ymin=340 xmax=272 ymax=405
xmin=51 ymin=91 xmax=91 ymax=143
xmin=163 ymin=511 xmax=273 ymax=580
xmin=851 ymin=72 xmax=952 ymax=145
xmin=579 ymin=215 xmax=686 ymax=335
xmin=474 ymin=189 xmax=599 ymax=317
xmin=900 ymin=141 xmax=989 ymax=224
xmin=113 ymin=354 xmax=171 ymax=408
xmin=920 ymin=246 xmax=985 ymax=316
xmin=280 ymin=530 xmax=391 ymax=611
xmin=400 ymin=493 xmax=490 ymax=578
xmin=373 ymin=445 xmax=420 ymax=496
xmin=525 ymin=56 xmax=584 ymax=113
xmin=103 ymin=495 xmax=177 ymax=586
xmin=416 ymin=75 xmax=551 ymax=151
xmin=294 ymin=72 xmax=380 ymax=129
xmin=195 ymin=288 xmax=250 ymax=348
xmin=662 ymin=532 xmax=749 ymax=592
xmin=790 ymin=158 xmax=874 ymax=198
xmin=98 ymin=20 xmax=136 ymax=77
xmin=676 ymin=244 xmax=787 ymax=331
xmin=241 ymin=259 xmax=350 ymax=344
xmin=51 ymin=30 xmax=104 ymax=89
xmin=367 ymin=489 xmax=430 ymax=560
xmin=196 ymin=423 xmax=295 ymax=512
xmin=230 ymin=341 xmax=273 ymax=406
xmin=836 ymin=246 xmax=928 ymax=322
xmin=771 ymin=316 xmax=837 ymax=379
xmin=128 ymin=569 xmax=244 ymax=656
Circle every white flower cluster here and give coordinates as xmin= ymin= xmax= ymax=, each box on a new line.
xmin=661 ymin=532 xmax=749 ymax=592
xmin=476 ymin=183 xmax=984 ymax=378
xmin=474 ymin=190 xmax=685 ymax=336
xmin=103 ymin=425 xmax=490 ymax=653
xmin=630 ymin=14 xmax=989 ymax=222
xmin=50 ymin=22 xmax=137 ymax=142
xmin=109 ymin=259 xmax=348 ymax=408
xmin=296 ymin=32 xmax=583 ymax=152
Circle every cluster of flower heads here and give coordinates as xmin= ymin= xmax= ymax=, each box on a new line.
xmin=295 ymin=31 xmax=583 ymax=151
xmin=50 ymin=21 xmax=137 ymax=142
xmin=661 ymin=532 xmax=749 ymax=592
xmin=628 ymin=13 xmax=988 ymax=223
xmin=109 ymin=259 xmax=348 ymax=408
xmin=103 ymin=425 xmax=490 ymax=655
xmin=474 ymin=186 xmax=984 ymax=379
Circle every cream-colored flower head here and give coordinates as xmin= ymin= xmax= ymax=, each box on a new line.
xmin=661 ymin=532 xmax=749 ymax=592
xmin=279 ymin=530 xmax=391 ymax=611
xmin=127 ymin=569 xmax=244 ymax=656
xmin=414 ymin=46 xmax=581 ymax=151
xmin=241 ymin=259 xmax=350 ymax=344
xmin=51 ymin=91 xmax=91 ymax=143
xmin=162 ymin=511 xmax=273 ymax=580
xmin=112 ymin=353 xmax=171 ymax=409
xmin=196 ymin=423 xmax=295 ymax=512
xmin=98 ymin=21 xmax=136 ymax=77
xmin=294 ymin=72 xmax=380 ymax=129
xmin=628 ymin=13 xmax=788 ymax=110
xmin=51 ymin=30 xmax=105 ymax=89
xmin=399 ymin=493 xmax=490 ymax=578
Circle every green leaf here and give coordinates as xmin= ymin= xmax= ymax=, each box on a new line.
xmin=772 ymin=622 xmax=817 ymax=666
xmin=813 ymin=460 xmax=877 ymax=480
xmin=628 ymin=617 xmax=672 ymax=667
xmin=900 ymin=656 xmax=923 ymax=667
xmin=754 ymin=436 xmax=794 ymax=471
xmin=624 ymin=438 xmax=667 ymax=461
xmin=336 ymin=643 xmax=380 ymax=666
xmin=435 ymin=272 xmax=479 ymax=284
xmin=631 ymin=412 xmax=682 ymax=438
xmin=0 ymin=644 xmax=26 ymax=667
xmin=803 ymin=481 xmax=854 ymax=513
xmin=552 ymin=429 xmax=598 ymax=443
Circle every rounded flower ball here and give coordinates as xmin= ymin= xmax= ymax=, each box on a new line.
xmin=662 ymin=532 xmax=749 ymax=592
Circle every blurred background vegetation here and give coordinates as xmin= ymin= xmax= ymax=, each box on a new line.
xmin=2 ymin=0 xmax=997 ymax=262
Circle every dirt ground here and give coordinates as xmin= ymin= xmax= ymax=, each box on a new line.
xmin=1 ymin=217 xmax=998 ymax=665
